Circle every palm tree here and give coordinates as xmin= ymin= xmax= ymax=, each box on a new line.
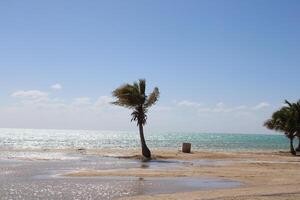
xmin=112 ymin=79 xmax=159 ymax=159
xmin=264 ymin=100 xmax=299 ymax=155
xmin=285 ymin=100 xmax=300 ymax=151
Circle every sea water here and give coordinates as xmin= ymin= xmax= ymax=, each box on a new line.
xmin=0 ymin=128 xmax=290 ymax=152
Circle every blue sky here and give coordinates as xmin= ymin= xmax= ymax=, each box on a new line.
xmin=0 ymin=1 xmax=299 ymax=133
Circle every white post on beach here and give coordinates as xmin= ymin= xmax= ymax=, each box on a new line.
xmin=182 ymin=143 xmax=191 ymax=153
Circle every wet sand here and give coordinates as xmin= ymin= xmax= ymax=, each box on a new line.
xmin=1 ymin=148 xmax=300 ymax=199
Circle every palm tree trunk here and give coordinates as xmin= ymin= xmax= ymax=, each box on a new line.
xmin=296 ymin=136 xmax=300 ymax=152
xmin=138 ymin=123 xmax=151 ymax=159
xmin=290 ymin=137 xmax=296 ymax=155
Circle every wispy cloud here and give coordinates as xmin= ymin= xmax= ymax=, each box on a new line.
xmin=10 ymin=88 xmax=114 ymax=111
xmin=11 ymin=90 xmax=48 ymax=99
xmin=95 ymin=96 xmax=113 ymax=107
xmin=176 ymin=100 xmax=202 ymax=107
xmin=50 ymin=83 xmax=62 ymax=91
xmin=72 ymin=97 xmax=92 ymax=106
xmin=3 ymin=89 xmax=129 ymax=130
xmin=252 ymin=102 xmax=270 ymax=110
xmin=175 ymin=100 xmax=270 ymax=113
xmin=5 ymin=90 xmax=273 ymax=132
xmin=152 ymin=106 xmax=173 ymax=111
xmin=197 ymin=102 xmax=248 ymax=113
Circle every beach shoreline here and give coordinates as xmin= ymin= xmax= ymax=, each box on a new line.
xmin=1 ymin=148 xmax=300 ymax=199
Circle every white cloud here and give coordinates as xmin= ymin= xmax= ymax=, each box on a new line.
xmin=235 ymin=105 xmax=247 ymax=110
xmin=252 ymin=102 xmax=270 ymax=110
xmin=51 ymin=83 xmax=62 ymax=91
xmin=196 ymin=103 xmax=251 ymax=113
xmin=152 ymin=106 xmax=172 ymax=111
xmin=174 ymin=100 xmax=270 ymax=114
xmin=0 ymin=95 xmax=130 ymax=131
xmin=212 ymin=102 xmax=229 ymax=112
xmin=11 ymin=90 xmax=48 ymax=99
xmin=72 ymin=97 xmax=91 ymax=106
xmin=10 ymin=90 xmax=113 ymax=110
xmin=213 ymin=103 xmax=248 ymax=113
xmin=95 ymin=96 xmax=113 ymax=107
xmin=216 ymin=102 xmax=225 ymax=108
xmin=176 ymin=100 xmax=202 ymax=107
xmin=3 ymin=91 xmax=274 ymax=133
xmin=197 ymin=107 xmax=212 ymax=112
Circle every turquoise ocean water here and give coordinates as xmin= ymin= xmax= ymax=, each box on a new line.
xmin=0 ymin=128 xmax=290 ymax=152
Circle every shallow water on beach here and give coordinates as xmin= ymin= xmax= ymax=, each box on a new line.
xmin=0 ymin=128 xmax=288 ymax=152
xmin=0 ymin=128 xmax=289 ymax=199
xmin=0 ymin=151 xmax=241 ymax=200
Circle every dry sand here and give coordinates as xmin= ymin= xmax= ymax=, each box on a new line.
xmin=65 ymin=149 xmax=300 ymax=200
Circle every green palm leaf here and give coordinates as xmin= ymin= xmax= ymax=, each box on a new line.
xmin=145 ymin=87 xmax=160 ymax=108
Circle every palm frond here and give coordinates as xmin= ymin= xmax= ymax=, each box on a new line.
xmin=138 ymin=79 xmax=146 ymax=96
xmin=145 ymin=87 xmax=159 ymax=108
xmin=112 ymin=79 xmax=159 ymax=126
xmin=112 ymin=84 xmax=143 ymax=108
xmin=284 ymin=100 xmax=293 ymax=107
xmin=264 ymin=119 xmax=275 ymax=129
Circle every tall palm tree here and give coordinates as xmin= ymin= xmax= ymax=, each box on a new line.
xmin=112 ymin=79 xmax=159 ymax=159
xmin=264 ymin=101 xmax=298 ymax=155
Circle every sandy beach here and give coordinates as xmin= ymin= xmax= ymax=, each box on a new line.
xmin=122 ymin=151 xmax=300 ymax=200
xmin=1 ymin=148 xmax=300 ymax=199
xmin=75 ymin=149 xmax=300 ymax=200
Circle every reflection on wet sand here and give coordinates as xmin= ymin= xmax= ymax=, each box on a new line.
xmin=0 ymin=150 xmax=241 ymax=200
